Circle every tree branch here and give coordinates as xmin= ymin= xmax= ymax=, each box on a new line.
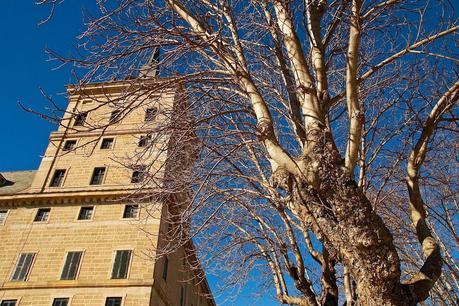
xmin=344 ymin=0 xmax=363 ymax=176
xmin=359 ymin=25 xmax=459 ymax=83
xmin=404 ymin=81 xmax=459 ymax=302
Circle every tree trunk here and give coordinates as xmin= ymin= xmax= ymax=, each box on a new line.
xmin=290 ymin=128 xmax=414 ymax=305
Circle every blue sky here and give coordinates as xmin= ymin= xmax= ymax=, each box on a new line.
xmin=0 ymin=2 xmax=85 ymax=171
xmin=0 ymin=2 xmax=278 ymax=305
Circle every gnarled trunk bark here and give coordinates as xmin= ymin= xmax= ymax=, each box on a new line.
xmin=288 ymin=128 xmax=412 ymax=305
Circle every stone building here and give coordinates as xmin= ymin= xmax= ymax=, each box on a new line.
xmin=0 ymin=77 xmax=215 ymax=306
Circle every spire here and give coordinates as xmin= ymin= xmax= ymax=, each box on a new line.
xmin=139 ymin=47 xmax=160 ymax=78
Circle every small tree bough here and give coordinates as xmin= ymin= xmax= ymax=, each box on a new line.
xmin=403 ymin=81 xmax=459 ymax=303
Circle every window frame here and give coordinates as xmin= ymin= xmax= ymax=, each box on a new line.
xmin=109 ymin=110 xmax=122 ymax=124
xmin=144 ymin=107 xmax=158 ymax=122
xmin=130 ymin=171 xmax=141 ymax=184
xmin=122 ymin=204 xmax=139 ymax=219
xmin=0 ymin=300 xmax=18 ymax=306
xmin=130 ymin=168 xmax=146 ymax=184
xmin=110 ymin=250 xmax=133 ymax=280
xmin=52 ymin=297 xmax=70 ymax=306
xmin=62 ymin=140 xmax=77 ymax=152
xmin=89 ymin=167 xmax=107 ymax=185
xmin=137 ymin=134 xmax=151 ymax=148
xmin=34 ymin=208 xmax=51 ymax=223
xmin=76 ymin=206 xmax=95 ymax=221
xmin=73 ymin=112 xmax=88 ymax=127
xmin=10 ymin=252 xmax=37 ymax=282
xmin=0 ymin=209 xmax=9 ymax=225
xmin=60 ymin=250 xmax=84 ymax=280
xmin=49 ymin=169 xmax=67 ymax=188
xmin=100 ymin=138 xmax=115 ymax=150
xmin=104 ymin=297 xmax=124 ymax=306
xmin=81 ymin=98 xmax=93 ymax=105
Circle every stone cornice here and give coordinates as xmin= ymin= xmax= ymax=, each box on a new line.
xmin=65 ymin=78 xmax=176 ymax=96
xmin=49 ymin=127 xmax=153 ymax=140
xmin=0 ymin=188 xmax=154 ymax=207
xmin=0 ymin=280 xmax=155 ymax=290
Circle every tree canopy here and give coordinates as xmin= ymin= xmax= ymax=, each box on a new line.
xmin=37 ymin=0 xmax=458 ymax=304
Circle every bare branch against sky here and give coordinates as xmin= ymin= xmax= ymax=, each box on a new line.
xmin=31 ymin=0 xmax=459 ymax=304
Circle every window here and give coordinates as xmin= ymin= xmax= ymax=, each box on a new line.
xmin=105 ymin=297 xmax=122 ymax=306
xmin=123 ymin=205 xmax=139 ymax=219
xmin=0 ymin=300 xmax=17 ymax=306
xmin=131 ymin=167 xmax=146 ymax=184
xmin=145 ymin=107 xmax=157 ymax=122
xmin=131 ymin=171 xmax=142 ymax=183
xmin=138 ymin=135 xmax=151 ymax=147
xmin=100 ymin=138 xmax=114 ymax=150
xmin=90 ymin=167 xmax=106 ymax=185
xmin=111 ymin=250 xmax=132 ymax=279
xmin=50 ymin=169 xmax=66 ymax=187
xmin=34 ymin=208 xmax=51 ymax=222
xmin=82 ymin=99 xmax=92 ymax=104
xmin=77 ymin=206 xmax=94 ymax=220
xmin=11 ymin=253 xmax=35 ymax=281
xmin=0 ymin=210 xmax=8 ymax=225
xmin=162 ymin=256 xmax=168 ymax=281
xmin=73 ymin=113 xmax=88 ymax=126
xmin=61 ymin=251 xmax=83 ymax=280
xmin=63 ymin=140 xmax=77 ymax=151
xmin=52 ymin=298 xmax=69 ymax=306
xmin=109 ymin=110 xmax=121 ymax=124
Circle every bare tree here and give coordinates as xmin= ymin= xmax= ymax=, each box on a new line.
xmin=34 ymin=0 xmax=458 ymax=305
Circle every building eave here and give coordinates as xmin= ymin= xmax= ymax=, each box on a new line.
xmin=0 ymin=188 xmax=155 ymax=207
xmin=65 ymin=77 xmax=176 ymax=96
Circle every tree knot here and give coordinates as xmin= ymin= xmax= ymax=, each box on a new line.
xmin=271 ymin=166 xmax=293 ymax=192
xmin=256 ymin=118 xmax=274 ymax=141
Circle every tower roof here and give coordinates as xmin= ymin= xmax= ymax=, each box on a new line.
xmin=0 ymin=170 xmax=36 ymax=195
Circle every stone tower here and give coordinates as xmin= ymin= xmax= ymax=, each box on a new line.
xmin=0 ymin=77 xmax=214 ymax=306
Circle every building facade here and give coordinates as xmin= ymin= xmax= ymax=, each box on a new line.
xmin=0 ymin=80 xmax=214 ymax=306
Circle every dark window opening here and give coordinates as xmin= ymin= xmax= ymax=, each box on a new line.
xmin=109 ymin=110 xmax=121 ymax=124
xmin=63 ymin=140 xmax=77 ymax=151
xmin=34 ymin=208 xmax=51 ymax=222
xmin=0 ymin=210 xmax=8 ymax=224
xmin=131 ymin=167 xmax=146 ymax=184
xmin=61 ymin=251 xmax=83 ymax=280
xmin=78 ymin=206 xmax=94 ymax=220
xmin=90 ymin=167 xmax=106 ymax=185
xmin=52 ymin=298 xmax=69 ymax=306
xmin=11 ymin=253 xmax=35 ymax=281
xmin=123 ymin=205 xmax=139 ymax=219
xmin=100 ymin=138 xmax=114 ymax=150
xmin=162 ymin=256 xmax=168 ymax=281
xmin=131 ymin=171 xmax=142 ymax=183
xmin=138 ymin=135 xmax=151 ymax=147
xmin=50 ymin=169 xmax=66 ymax=187
xmin=74 ymin=113 xmax=88 ymax=126
xmin=145 ymin=107 xmax=158 ymax=122
xmin=105 ymin=297 xmax=122 ymax=306
xmin=111 ymin=250 xmax=132 ymax=279
xmin=0 ymin=300 xmax=17 ymax=306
